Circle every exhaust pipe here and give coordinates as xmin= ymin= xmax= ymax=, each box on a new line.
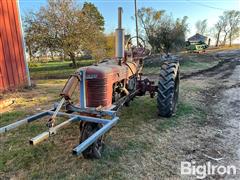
xmin=115 ymin=7 xmax=124 ymax=65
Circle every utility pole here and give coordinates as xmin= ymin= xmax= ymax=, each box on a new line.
xmin=134 ymin=0 xmax=139 ymax=46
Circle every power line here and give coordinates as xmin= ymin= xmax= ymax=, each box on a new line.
xmin=186 ymin=0 xmax=230 ymax=11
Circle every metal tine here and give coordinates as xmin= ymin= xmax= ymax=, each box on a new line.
xmin=72 ymin=117 xmax=119 ymax=155
xmin=48 ymin=111 xmax=112 ymax=124
xmin=29 ymin=116 xmax=79 ymax=145
xmin=0 ymin=110 xmax=53 ymax=134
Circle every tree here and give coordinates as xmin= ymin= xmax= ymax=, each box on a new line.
xmin=214 ymin=16 xmax=226 ymax=47
xmin=226 ymin=10 xmax=240 ymax=46
xmin=195 ymin=19 xmax=208 ymax=35
xmin=215 ymin=10 xmax=240 ymax=46
xmin=82 ymin=2 xmax=105 ymax=31
xmin=105 ymin=33 xmax=115 ymax=58
xmin=24 ymin=12 xmax=49 ymax=60
xmin=137 ymin=7 xmax=165 ymax=52
xmin=24 ymin=0 xmax=105 ymax=66
xmin=155 ymin=15 xmax=188 ymax=54
xmin=138 ymin=7 xmax=188 ymax=54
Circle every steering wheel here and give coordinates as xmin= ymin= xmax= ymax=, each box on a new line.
xmin=126 ymin=36 xmax=146 ymax=56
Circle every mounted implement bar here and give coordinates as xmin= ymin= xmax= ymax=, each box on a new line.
xmin=1 ymin=105 xmax=118 ymax=156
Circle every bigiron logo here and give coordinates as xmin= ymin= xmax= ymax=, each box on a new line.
xmin=181 ymin=161 xmax=237 ymax=179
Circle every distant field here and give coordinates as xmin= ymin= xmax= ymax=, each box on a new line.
xmin=29 ymin=52 xmax=220 ymax=81
xmin=29 ymin=60 xmax=95 ymax=79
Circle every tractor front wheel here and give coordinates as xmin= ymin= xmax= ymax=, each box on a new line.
xmin=79 ymin=122 xmax=104 ymax=159
xmin=157 ymin=61 xmax=180 ymax=117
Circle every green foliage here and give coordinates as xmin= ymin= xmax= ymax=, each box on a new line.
xmin=155 ymin=15 xmax=188 ymax=54
xmin=82 ymin=2 xmax=105 ymax=31
xmin=24 ymin=0 xmax=106 ymax=66
xmin=138 ymin=7 xmax=188 ymax=54
xmin=105 ymin=33 xmax=115 ymax=58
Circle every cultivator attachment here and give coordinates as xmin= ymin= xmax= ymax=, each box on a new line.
xmin=0 ymin=104 xmax=119 ymax=156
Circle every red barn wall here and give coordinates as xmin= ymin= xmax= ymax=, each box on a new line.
xmin=0 ymin=0 xmax=27 ymax=91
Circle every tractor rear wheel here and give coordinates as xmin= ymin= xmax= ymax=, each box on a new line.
xmin=157 ymin=61 xmax=180 ymax=117
xmin=79 ymin=122 xmax=104 ymax=159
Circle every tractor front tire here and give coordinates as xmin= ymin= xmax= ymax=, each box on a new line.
xmin=157 ymin=61 xmax=180 ymax=117
xmin=79 ymin=122 xmax=104 ymax=159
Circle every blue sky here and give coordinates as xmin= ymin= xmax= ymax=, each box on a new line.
xmin=19 ymin=0 xmax=240 ymax=38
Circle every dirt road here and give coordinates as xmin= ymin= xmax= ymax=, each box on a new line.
xmin=176 ymin=50 xmax=240 ymax=179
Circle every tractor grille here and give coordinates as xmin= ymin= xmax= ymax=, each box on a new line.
xmin=86 ymin=78 xmax=112 ymax=107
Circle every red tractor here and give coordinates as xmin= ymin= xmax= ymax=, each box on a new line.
xmin=0 ymin=7 xmax=179 ymax=159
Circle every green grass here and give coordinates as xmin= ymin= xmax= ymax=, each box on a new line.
xmin=0 ymin=95 xmax=205 ymax=179
xmin=0 ymin=111 xmax=26 ymax=126
xmin=143 ymin=66 xmax=160 ymax=75
xmin=143 ymin=53 xmax=219 ymax=76
xmin=156 ymin=100 xmax=206 ymax=131
xmin=143 ymin=59 xmax=218 ymax=76
xmin=180 ymin=60 xmax=218 ymax=74
xmin=29 ymin=60 xmax=95 ymax=79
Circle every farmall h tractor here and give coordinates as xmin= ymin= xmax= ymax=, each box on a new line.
xmin=0 ymin=7 xmax=179 ymax=159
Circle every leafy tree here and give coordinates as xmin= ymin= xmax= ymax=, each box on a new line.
xmin=105 ymin=33 xmax=115 ymax=58
xmin=82 ymin=2 xmax=105 ymax=31
xmin=155 ymin=15 xmax=188 ymax=55
xmin=195 ymin=19 xmax=208 ymax=35
xmin=24 ymin=0 xmax=105 ymax=66
xmin=137 ymin=7 xmax=165 ymax=52
xmin=138 ymin=7 xmax=188 ymax=54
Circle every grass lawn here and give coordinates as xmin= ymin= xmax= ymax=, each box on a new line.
xmin=29 ymin=60 xmax=95 ymax=79
xmin=0 ymin=53 xmax=218 ymax=179
xmin=0 ymin=85 xmax=206 ymax=179
xmin=143 ymin=52 xmax=220 ymax=76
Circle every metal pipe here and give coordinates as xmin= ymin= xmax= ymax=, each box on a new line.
xmin=79 ymin=70 xmax=86 ymax=108
xmin=29 ymin=132 xmax=49 ymax=145
xmin=0 ymin=110 xmax=50 ymax=134
xmin=65 ymin=103 xmax=117 ymax=117
xmin=30 ymin=113 xmax=114 ymax=145
xmin=52 ymin=98 xmax=65 ymax=119
xmin=49 ymin=117 xmax=78 ymax=135
xmin=118 ymin=7 xmax=122 ymax=29
xmin=115 ymin=7 xmax=124 ymax=63
xmin=47 ymin=98 xmax=65 ymax=127
xmin=72 ymin=117 xmax=119 ymax=155
xmin=30 ymin=116 xmax=78 ymax=145
xmin=47 ymin=111 xmax=111 ymax=125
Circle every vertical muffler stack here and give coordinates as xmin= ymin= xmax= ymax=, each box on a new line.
xmin=115 ymin=7 xmax=124 ymax=65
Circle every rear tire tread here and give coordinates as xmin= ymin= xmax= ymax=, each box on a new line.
xmin=157 ymin=61 xmax=180 ymax=117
